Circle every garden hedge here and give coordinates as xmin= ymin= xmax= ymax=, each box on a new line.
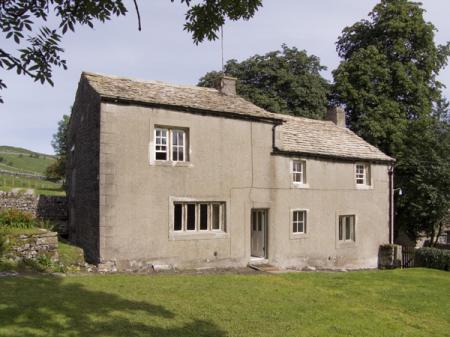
xmin=415 ymin=247 xmax=450 ymax=271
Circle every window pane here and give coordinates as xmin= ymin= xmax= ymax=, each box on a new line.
xmin=174 ymin=204 xmax=182 ymax=231
xmin=252 ymin=212 xmax=257 ymax=231
xmin=187 ymin=204 xmax=196 ymax=230
xmin=156 ymin=152 xmax=167 ymax=160
xmin=339 ymin=217 xmax=343 ymax=240
xmin=345 ymin=217 xmax=351 ymax=240
xmin=200 ymin=204 xmax=208 ymax=230
xmin=212 ymin=204 xmax=220 ymax=230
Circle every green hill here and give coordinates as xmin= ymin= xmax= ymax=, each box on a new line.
xmin=0 ymin=146 xmax=55 ymax=175
xmin=0 ymin=145 xmax=63 ymax=196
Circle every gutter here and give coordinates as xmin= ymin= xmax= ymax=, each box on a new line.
xmin=388 ymin=165 xmax=394 ymax=244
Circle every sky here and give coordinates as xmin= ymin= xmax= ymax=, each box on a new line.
xmin=1 ymin=0 xmax=449 ymax=155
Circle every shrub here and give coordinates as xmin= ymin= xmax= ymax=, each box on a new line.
xmin=0 ymin=209 xmax=54 ymax=230
xmin=0 ymin=209 xmax=35 ymax=228
xmin=415 ymin=247 xmax=450 ymax=271
xmin=0 ymin=232 xmax=7 ymax=257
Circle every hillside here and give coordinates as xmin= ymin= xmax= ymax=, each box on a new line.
xmin=0 ymin=146 xmax=55 ymax=175
xmin=0 ymin=145 xmax=63 ymax=196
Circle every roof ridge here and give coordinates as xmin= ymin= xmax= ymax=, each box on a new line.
xmin=82 ymin=71 xmax=219 ymax=93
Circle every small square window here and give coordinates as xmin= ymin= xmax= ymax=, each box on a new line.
xmin=339 ymin=215 xmax=355 ymax=242
xmin=356 ymin=163 xmax=370 ymax=186
xmin=292 ymin=160 xmax=306 ymax=184
xmin=154 ymin=127 xmax=188 ymax=162
xmin=292 ymin=210 xmax=307 ymax=234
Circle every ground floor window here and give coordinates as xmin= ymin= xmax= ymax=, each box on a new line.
xmin=173 ymin=202 xmax=226 ymax=232
xmin=292 ymin=210 xmax=307 ymax=234
xmin=339 ymin=215 xmax=355 ymax=241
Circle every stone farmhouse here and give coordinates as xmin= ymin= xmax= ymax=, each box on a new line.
xmin=67 ymin=72 xmax=395 ymax=271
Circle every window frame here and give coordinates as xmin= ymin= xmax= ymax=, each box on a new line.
xmin=169 ymin=200 xmax=227 ymax=239
xmin=290 ymin=208 xmax=309 ymax=239
xmin=152 ymin=126 xmax=189 ymax=164
xmin=338 ymin=214 xmax=356 ymax=243
xmin=355 ymin=163 xmax=371 ymax=187
xmin=291 ymin=159 xmax=308 ymax=188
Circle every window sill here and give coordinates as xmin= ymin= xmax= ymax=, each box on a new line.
xmin=150 ymin=160 xmax=193 ymax=168
xmin=356 ymin=184 xmax=373 ymax=190
xmin=169 ymin=231 xmax=229 ymax=241
xmin=291 ymin=183 xmax=309 ymax=189
xmin=336 ymin=241 xmax=357 ymax=248
xmin=290 ymin=233 xmax=309 ymax=240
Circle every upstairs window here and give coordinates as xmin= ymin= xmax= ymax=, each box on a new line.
xmin=292 ymin=210 xmax=307 ymax=234
xmin=154 ymin=127 xmax=187 ymax=162
xmin=173 ymin=202 xmax=226 ymax=233
xmin=339 ymin=215 xmax=355 ymax=242
xmin=292 ymin=160 xmax=306 ymax=184
xmin=355 ymin=163 xmax=370 ymax=186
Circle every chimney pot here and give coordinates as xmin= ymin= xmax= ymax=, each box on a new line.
xmin=327 ymin=106 xmax=346 ymax=127
xmin=216 ymin=75 xmax=237 ymax=96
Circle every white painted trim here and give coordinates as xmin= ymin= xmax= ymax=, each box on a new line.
xmin=289 ymin=208 xmax=310 ymax=239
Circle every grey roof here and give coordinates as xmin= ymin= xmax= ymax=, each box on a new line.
xmin=274 ymin=114 xmax=394 ymax=162
xmin=82 ymin=72 xmax=279 ymax=122
xmin=82 ymin=72 xmax=393 ymax=163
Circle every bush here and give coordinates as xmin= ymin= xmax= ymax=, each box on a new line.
xmin=0 ymin=209 xmax=35 ymax=228
xmin=0 ymin=208 xmax=54 ymax=230
xmin=0 ymin=232 xmax=7 ymax=257
xmin=415 ymin=247 xmax=450 ymax=271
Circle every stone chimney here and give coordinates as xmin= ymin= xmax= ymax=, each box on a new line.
xmin=327 ymin=106 xmax=346 ymax=127
xmin=216 ymin=75 xmax=237 ymax=96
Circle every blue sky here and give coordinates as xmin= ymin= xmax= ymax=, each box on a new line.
xmin=1 ymin=0 xmax=449 ymax=154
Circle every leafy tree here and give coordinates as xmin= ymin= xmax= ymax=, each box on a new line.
xmin=46 ymin=114 xmax=70 ymax=181
xmin=332 ymin=0 xmax=450 ymax=243
xmin=198 ymin=45 xmax=330 ymax=119
xmin=0 ymin=0 xmax=262 ymax=103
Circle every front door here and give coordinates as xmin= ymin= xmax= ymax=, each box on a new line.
xmin=251 ymin=209 xmax=267 ymax=258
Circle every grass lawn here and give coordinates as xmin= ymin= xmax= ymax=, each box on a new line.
xmin=0 ymin=173 xmax=64 ymax=196
xmin=0 ymin=269 xmax=448 ymax=337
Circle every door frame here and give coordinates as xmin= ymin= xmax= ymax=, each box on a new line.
xmin=250 ymin=208 xmax=269 ymax=258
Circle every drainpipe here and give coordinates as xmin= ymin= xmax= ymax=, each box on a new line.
xmin=388 ymin=165 xmax=394 ymax=244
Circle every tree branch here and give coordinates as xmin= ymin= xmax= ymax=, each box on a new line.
xmin=133 ymin=0 xmax=141 ymax=31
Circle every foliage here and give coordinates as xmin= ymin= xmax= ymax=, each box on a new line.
xmin=199 ymin=45 xmax=330 ymax=119
xmin=45 ymin=114 xmax=70 ymax=182
xmin=332 ymin=0 xmax=450 ymax=241
xmin=0 ymin=208 xmax=53 ymax=229
xmin=416 ymin=247 xmax=450 ymax=271
xmin=0 ymin=231 xmax=7 ymax=257
xmin=0 ymin=0 xmax=262 ymax=103
xmin=0 ymin=270 xmax=449 ymax=336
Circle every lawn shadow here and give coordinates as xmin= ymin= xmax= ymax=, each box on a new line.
xmin=0 ymin=276 xmax=227 ymax=337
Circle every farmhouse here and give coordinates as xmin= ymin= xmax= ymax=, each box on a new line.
xmin=67 ymin=72 xmax=394 ymax=271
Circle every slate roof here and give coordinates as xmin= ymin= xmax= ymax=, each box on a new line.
xmin=82 ymin=72 xmax=394 ymax=163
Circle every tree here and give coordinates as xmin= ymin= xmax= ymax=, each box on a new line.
xmin=198 ymin=45 xmax=330 ymax=119
xmin=46 ymin=114 xmax=70 ymax=181
xmin=0 ymin=0 xmax=262 ymax=103
xmin=332 ymin=0 xmax=450 ymax=243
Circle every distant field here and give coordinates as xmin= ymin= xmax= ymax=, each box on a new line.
xmin=0 ymin=146 xmax=64 ymax=196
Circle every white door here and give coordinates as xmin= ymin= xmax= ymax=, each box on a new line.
xmin=251 ymin=209 xmax=267 ymax=258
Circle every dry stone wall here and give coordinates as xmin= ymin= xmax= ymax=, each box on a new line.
xmin=4 ymin=230 xmax=59 ymax=262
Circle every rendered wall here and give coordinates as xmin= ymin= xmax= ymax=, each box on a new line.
xmin=97 ymin=102 xmax=390 ymax=270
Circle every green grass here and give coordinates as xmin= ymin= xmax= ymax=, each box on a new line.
xmin=0 ymin=153 xmax=55 ymax=175
xmin=58 ymin=240 xmax=85 ymax=267
xmin=0 ymin=173 xmax=64 ymax=196
xmin=0 ymin=269 xmax=448 ymax=337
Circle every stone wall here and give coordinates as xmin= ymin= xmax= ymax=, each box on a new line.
xmin=0 ymin=192 xmax=68 ymax=233
xmin=4 ymin=230 xmax=59 ymax=262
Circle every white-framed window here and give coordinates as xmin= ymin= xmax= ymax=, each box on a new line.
xmin=355 ymin=163 xmax=370 ymax=186
xmin=292 ymin=160 xmax=306 ymax=184
xmin=292 ymin=209 xmax=307 ymax=234
xmin=173 ymin=202 xmax=226 ymax=233
xmin=339 ymin=215 xmax=355 ymax=242
xmin=154 ymin=127 xmax=187 ymax=162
